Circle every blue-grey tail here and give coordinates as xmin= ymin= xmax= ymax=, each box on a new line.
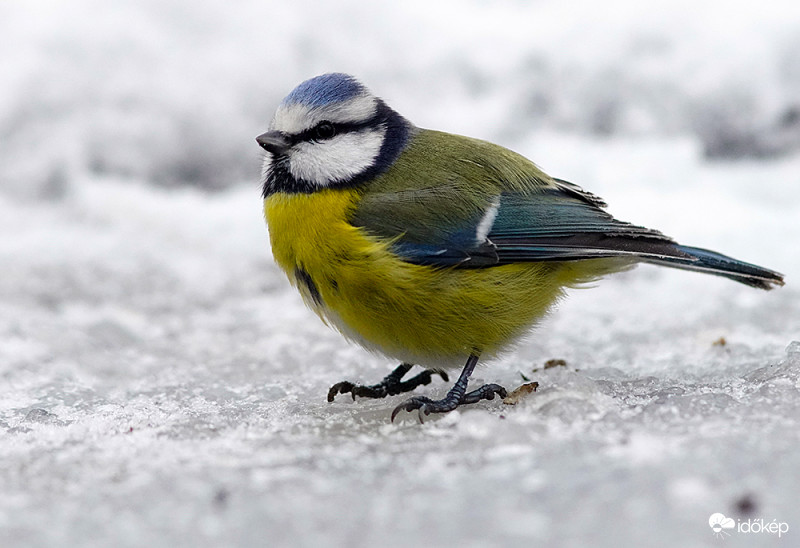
xmin=643 ymin=245 xmax=785 ymax=290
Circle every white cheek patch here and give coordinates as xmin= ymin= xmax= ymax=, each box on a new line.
xmin=289 ymin=127 xmax=386 ymax=186
xmin=271 ymin=95 xmax=378 ymax=134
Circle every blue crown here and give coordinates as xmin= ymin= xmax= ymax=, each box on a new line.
xmin=282 ymin=73 xmax=366 ymax=108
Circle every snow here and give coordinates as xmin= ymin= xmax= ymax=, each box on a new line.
xmin=1 ymin=1 xmax=799 ymax=547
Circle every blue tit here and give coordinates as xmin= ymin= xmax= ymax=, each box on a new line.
xmin=256 ymin=73 xmax=784 ymax=422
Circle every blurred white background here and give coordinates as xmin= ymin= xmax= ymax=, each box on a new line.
xmin=3 ymin=0 xmax=800 ymax=196
xmin=1 ymin=2 xmax=799 ymax=547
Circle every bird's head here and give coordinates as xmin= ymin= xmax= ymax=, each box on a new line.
xmin=258 ymin=73 xmax=413 ymax=196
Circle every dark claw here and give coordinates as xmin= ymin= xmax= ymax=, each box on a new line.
xmin=390 ymin=367 xmax=448 ymax=395
xmin=424 ymin=368 xmax=450 ymax=384
xmin=461 ymin=383 xmax=507 ymax=404
xmin=327 ymin=365 xmax=449 ymax=403
xmin=390 ymin=396 xmax=435 ymax=423
xmin=390 ymin=394 xmax=461 ymax=423
xmin=390 ymin=355 xmax=507 ymax=422
xmin=327 ymin=381 xmax=356 ymax=402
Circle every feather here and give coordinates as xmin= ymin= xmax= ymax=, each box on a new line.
xmin=351 ymin=129 xmax=784 ymax=289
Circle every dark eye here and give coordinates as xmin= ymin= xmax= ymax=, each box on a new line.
xmin=313 ymin=121 xmax=336 ymax=140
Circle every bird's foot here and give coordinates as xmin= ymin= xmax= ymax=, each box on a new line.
xmin=391 ymin=383 xmax=507 ymax=423
xmin=327 ymin=363 xmax=448 ymax=402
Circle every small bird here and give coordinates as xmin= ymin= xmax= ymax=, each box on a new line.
xmin=256 ymin=73 xmax=784 ymax=422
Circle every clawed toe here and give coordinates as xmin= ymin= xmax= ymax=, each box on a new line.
xmin=390 ymin=355 xmax=507 ymax=423
xmin=461 ymin=383 xmax=507 ymax=404
xmin=327 ymin=363 xmax=450 ymax=403
xmin=425 ymin=368 xmax=449 ymax=383
xmin=330 ymin=356 xmax=506 ymax=423
xmin=390 ymin=396 xmax=434 ymax=423
xmin=327 ymin=381 xmax=356 ymax=402
xmin=390 ymin=394 xmax=461 ymax=423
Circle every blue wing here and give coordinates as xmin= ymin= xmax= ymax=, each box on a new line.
xmin=352 ymin=177 xmax=783 ymax=289
xmin=388 ymin=179 xmax=686 ymax=267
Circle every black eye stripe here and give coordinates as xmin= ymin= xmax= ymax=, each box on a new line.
xmin=314 ymin=121 xmax=336 ymax=140
xmin=262 ymin=99 xmax=412 ymax=197
xmin=291 ymin=117 xmax=382 ymax=145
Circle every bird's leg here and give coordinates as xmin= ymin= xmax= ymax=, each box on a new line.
xmin=390 ymin=354 xmax=507 ymax=423
xmin=327 ymin=363 xmax=449 ymax=402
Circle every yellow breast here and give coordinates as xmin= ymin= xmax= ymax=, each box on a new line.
xmin=264 ymin=189 xmax=576 ymax=367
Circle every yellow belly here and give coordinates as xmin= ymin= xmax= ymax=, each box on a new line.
xmin=264 ymin=189 xmax=587 ymax=367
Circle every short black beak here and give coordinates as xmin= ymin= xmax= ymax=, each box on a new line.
xmin=256 ymin=131 xmax=291 ymax=155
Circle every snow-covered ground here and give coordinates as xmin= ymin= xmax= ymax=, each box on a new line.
xmin=1 ymin=2 xmax=799 ymax=547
